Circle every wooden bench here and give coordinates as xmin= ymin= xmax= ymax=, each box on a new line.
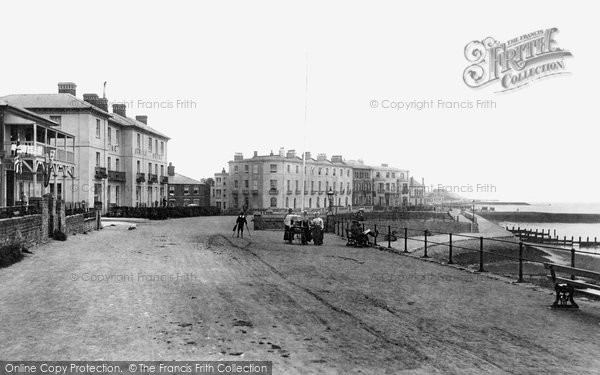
xmin=544 ymin=263 xmax=600 ymax=308
xmin=345 ymin=228 xmax=378 ymax=247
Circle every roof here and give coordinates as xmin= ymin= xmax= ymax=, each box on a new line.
xmin=168 ymin=173 xmax=204 ymax=185
xmin=0 ymin=99 xmax=60 ymax=127
xmin=0 ymin=93 xmax=111 ymax=117
xmin=109 ymin=112 xmax=170 ymax=140
xmin=410 ymin=177 xmax=423 ymax=187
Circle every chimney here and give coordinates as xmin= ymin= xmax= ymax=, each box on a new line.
xmin=82 ymin=93 xmax=108 ymax=112
xmin=357 ymin=158 xmax=364 ymax=164
xmin=112 ymin=103 xmax=127 ymax=117
xmin=304 ymin=151 xmax=311 ymax=160
xmin=286 ymin=149 xmax=296 ymax=158
xmin=331 ymin=155 xmax=343 ymax=163
xmin=234 ymin=152 xmax=243 ymax=161
xmin=279 ymin=147 xmax=285 ymax=157
xmin=381 ymin=163 xmax=388 ymax=167
xmin=58 ymin=82 xmax=77 ymax=96
xmin=167 ymin=162 xmax=175 ymax=176
xmin=222 ymin=168 xmax=226 ymax=174
xmin=253 ymin=151 xmax=258 ymax=157
xmin=135 ymin=115 xmax=148 ymax=125
xmin=317 ymin=153 xmax=327 ymax=161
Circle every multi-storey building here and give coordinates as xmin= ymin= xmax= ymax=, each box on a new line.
xmin=226 ymin=148 xmax=353 ymax=211
xmin=166 ymin=163 xmax=210 ymax=207
xmin=409 ymin=177 xmax=425 ymax=206
xmin=1 ymin=82 xmax=170 ymax=212
xmin=347 ymin=160 xmax=373 ymax=207
xmin=0 ymin=100 xmax=76 ymax=206
xmin=108 ymin=103 xmax=169 ymax=208
xmin=371 ymin=164 xmax=410 ymax=208
xmin=211 ymin=168 xmax=228 ymax=210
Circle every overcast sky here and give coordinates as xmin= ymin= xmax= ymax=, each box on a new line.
xmin=1 ymin=1 xmax=597 ymax=203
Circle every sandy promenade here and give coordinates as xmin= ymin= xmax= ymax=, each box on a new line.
xmin=1 ymin=216 xmax=600 ymax=374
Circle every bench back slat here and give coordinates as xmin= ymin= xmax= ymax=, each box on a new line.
xmin=545 ymin=264 xmax=600 ymax=280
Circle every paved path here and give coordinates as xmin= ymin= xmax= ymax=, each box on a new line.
xmin=1 ymin=217 xmax=600 ymax=374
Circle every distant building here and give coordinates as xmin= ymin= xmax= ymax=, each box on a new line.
xmin=408 ymin=177 xmax=425 ymax=206
xmin=167 ymin=163 xmax=210 ymax=206
xmin=226 ymin=148 xmax=353 ymax=211
xmin=211 ymin=168 xmax=228 ymax=210
xmin=371 ymin=164 xmax=410 ymax=208
xmin=346 ymin=160 xmax=373 ymax=207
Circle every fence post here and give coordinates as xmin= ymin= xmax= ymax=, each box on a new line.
xmin=518 ymin=242 xmax=524 ymax=283
xmin=421 ymin=230 xmax=429 ymax=258
xmin=404 ymin=227 xmax=408 ymax=253
xmin=341 ymin=221 xmax=345 ymax=238
xmin=388 ymin=225 xmax=391 ymax=249
xmin=571 ymin=248 xmax=576 ymax=280
xmin=478 ymin=236 xmax=485 ymax=272
xmin=374 ymin=224 xmax=378 ymax=246
xmin=448 ymin=233 xmax=453 ymax=264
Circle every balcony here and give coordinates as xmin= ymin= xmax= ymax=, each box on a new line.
xmin=95 ymin=167 xmax=108 ymax=179
xmin=268 ymin=189 xmax=279 ymax=195
xmin=5 ymin=142 xmax=75 ymax=164
xmin=286 ymin=190 xmax=293 ymax=195
xmin=242 ymin=189 xmax=249 ymax=195
xmin=160 ymin=176 xmax=169 ymax=184
xmin=232 ymin=190 xmax=239 ymax=195
xmin=311 ymin=190 xmax=317 ymax=195
xmin=108 ymin=170 xmax=126 ymax=182
xmin=251 ymin=189 xmax=259 ymax=195
xmin=147 ymin=173 xmax=158 ymax=184
xmin=318 ymin=190 xmax=324 ymax=195
xmin=136 ymin=172 xmax=146 ymax=183
xmin=295 ymin=190 xmax=301 ymax=195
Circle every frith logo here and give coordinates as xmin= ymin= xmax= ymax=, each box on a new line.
xmin=463 ymin=28 xmax=573 ymax=92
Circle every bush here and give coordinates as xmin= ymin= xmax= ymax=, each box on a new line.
xmin=52 ymin=230 xmax=68 ymax=241
xmin=0 ymin=244 xmax=25 ymax=268
xmin=104 ymin=206 xmax=221 ymax=220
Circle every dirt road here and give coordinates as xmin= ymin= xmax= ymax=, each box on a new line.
xmin=1 ymin=216 xmax=600 ymax=374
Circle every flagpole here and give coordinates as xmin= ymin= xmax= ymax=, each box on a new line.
xmin=301 ymin=51 xmax=308 ymax=212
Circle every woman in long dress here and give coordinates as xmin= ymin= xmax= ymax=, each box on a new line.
xmin=311 ymin=212 xmax=324 ymax=245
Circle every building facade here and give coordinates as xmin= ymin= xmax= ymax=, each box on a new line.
xmin=211 ymin=168 xmax=228 ymax=210
xmin=167 ymin=163 xmax=210 ymax=207
xmin=408 ymin=177 xmax=425 ymax=206
xmin=226 ymin=148 xmax=353 ymax=212
xmin=1 ymin=83 xmax=170 ymax=212
xmin=371 ymin=164 xmax=410 ymax=208
xmin=0 ymin=100 xmax=76 ymax=206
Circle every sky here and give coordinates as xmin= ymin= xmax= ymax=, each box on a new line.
xmin=1 ymin=1 xmax=597 ymax=203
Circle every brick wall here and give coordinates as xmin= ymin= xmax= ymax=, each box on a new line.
xmin=65 ymin=211 xmax=100 ymax=235
xmin=0 ymin=214 xmax=44 ymax=248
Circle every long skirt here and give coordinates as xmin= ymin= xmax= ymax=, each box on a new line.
xmin=312 ymin=226 xmax=323 ymax=245
xmin=284 ymin=225 xmax=292 ymax=241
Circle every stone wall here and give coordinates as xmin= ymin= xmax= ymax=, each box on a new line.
xmin=0 ymin=214 xmax=45 ymax=248
xmin=65 ymin=212 xmax=99 ymax=234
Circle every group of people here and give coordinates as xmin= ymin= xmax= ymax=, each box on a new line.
xmin=284 ymin=208 xmax=324 ymax=245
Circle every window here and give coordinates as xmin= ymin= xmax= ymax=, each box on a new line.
xmin=115 ymin=129 xmax=120 ymax=146
xmin=386 ymin=172 xmax=390 ymax=178
xmin=116 ymin=158 xmax=120 ymax=171
xmin=115 ymin=186 xmax=120 ymax=206
xmin=183 ymin=199 xmax=190 ymax=206
xmin=392 ymin=173 xmax=396 ymax=178
xmin=326 ymin=168 xmax=329 ymax=175
xmin=96 ymin=119 xmax=101 ymax=138
xmin=253 ymin=165 xmax=258 ymax=173
xmin=95 ymin=152 xmax=100 ymax=166
xmin=155 ymin=139 xmax=158 ymax=153
xmin=107 ymin=157 xmax=111 ymax=170
xmin=148 ymin=137 xmax=153 ymax=152
xmin=148 ymin=163 xmax=152 ymax=174
xmin=50 ymin=116 xmax=61 ymax=126
xmin=244 ymin=165 xmax=249 ymax=173
xmin=318 ymin=181 xmax=322 ymax=191
xmin=136 ymin=160 xmax=141 ymax=173
xmin=295 ymin=180 xmax=299 ymax=190
xmin=376 ymin=172 xmax=380 ymax=178
xmin=308 ymin=198 xmax=312 ymax=208
xmin=169 ymin=186 xmax=175 ymax=195
xmin=286 ymin=180 xmax=290 ymax=191
xmin=136 ymin=133 xmax=141 ymax=149
xmin=234 ymin=165 xmax=239 ymax=174
xmin=252 ymin=180 xmax=258 ymax=190
xmin=193 ymin=199 xmax=200 ymax=205
xmin=270 ymin=197 xmax=277 ymax=207
xmin=270 ymin=180 xmax=277 ymax=190
xmin=160 ymin=165 xmax=164 ymax=176
xmin=318 ymin=168 xmax=322 ymax=175
xmin=108 ymin=127 xmax=112 ymax=145
xmin=270 ymin=164 xmax=277 ymax=173
xmin=155 ymin=164 xmax=158 ymax=175
xmin=193 ymin=186 xmax=199 ymax=195
xmin=287 ymin=164 xmax=290 ymax=173
xmin=333 ymin=168 xmax=336 ymax=176
xmin=184 ymin=185 xmax=190 ymax=195
xmin=295 ymin=165 xmax=299 ymax=173
xmin=244 ymin=180 xmax=249 ymax=188
xmin=234 ymin=180 xmax=239 ymax=188
xmin=160 ymin=141 xmax=164 ymax=154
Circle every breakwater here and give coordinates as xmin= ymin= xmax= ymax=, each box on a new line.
xmin=479 ymin=211 xmax=600 ymax=224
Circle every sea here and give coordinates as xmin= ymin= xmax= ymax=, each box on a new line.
xmin=483 ymin=202 xmax=600 ymax=253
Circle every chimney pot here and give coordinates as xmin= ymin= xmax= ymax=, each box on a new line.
xmin=112 ymin=103 xmax=127 ymax=117
xmin=253 ymin=151 xmax=258 ymax=157
xmin=167 ymin=163 xmax=175 ymax=176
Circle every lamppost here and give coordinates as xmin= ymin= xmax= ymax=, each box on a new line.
xmin=472 ymin=200 xmax=477 ymax=223
xmin=327 ymin=187 xmax=334 ymax=215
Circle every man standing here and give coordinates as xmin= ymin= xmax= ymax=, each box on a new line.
xmin=283 ymin=208 xmax=293 ymax=243
xmin=235 ymin=212 xmax=247 ymax=238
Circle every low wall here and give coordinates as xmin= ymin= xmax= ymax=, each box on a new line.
xmin=253 ymin=214 xmax=284 ymax=230
xmin=479 ymin=211 xmax=600 ymax=224
xmin=65 ymin=212 xmax=99 ymax=235
xmin=0 ymin=214 xmax=45 ymax=248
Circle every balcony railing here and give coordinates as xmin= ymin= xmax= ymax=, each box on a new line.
xmin=108 ymin=170 xmax=126 ymax=182
xmin=5 ymin=142 xmax=74 ymax=164
xmin=286 ymin=190 xmax=293 ymax=195
xmin=136 ymin=172 xmax=146 ymax=183
xmin=160 ymin=176 xmax=169 ymax=184
xmin=251 ymin=189 xmax=259 ymax=195
xmin=318 ymin=190 xmax=324 ymax=195
xmin=147 ymin=173 xmax=158 ymax=184
xmin=311 ymin=190 xmax=317 ymax=195
xmin=242 ymin=189 xmax=249 ymax=195
xmin=268 ymin=189 xmax=279 ymax=195
xmin=295 ymin=190 xmax=301 ymax=195
xmin=95 ymin=167 xmax=108 ymax=179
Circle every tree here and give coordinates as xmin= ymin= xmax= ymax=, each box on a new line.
xmin=204 ymin=177 xmax=215 ymax=187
